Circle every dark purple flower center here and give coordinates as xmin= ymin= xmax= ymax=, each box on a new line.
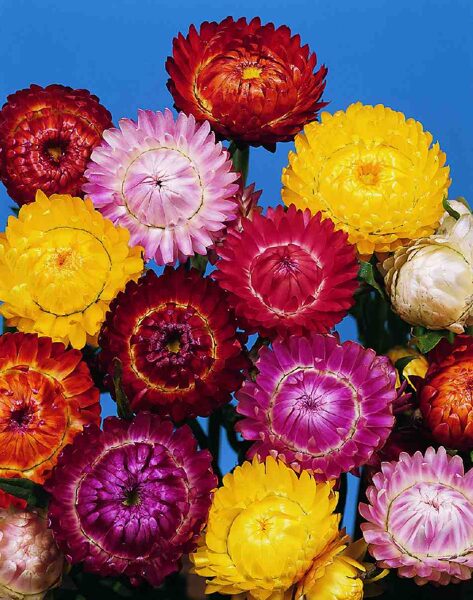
xmin=9 ymin=404 xmax=34 ymax=430
xmin=44 ymin=139 xmax=67 ymax=164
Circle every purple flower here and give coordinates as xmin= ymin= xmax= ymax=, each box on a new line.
xmin=236 ymin=334 xmax=396 ymax=479
xmin=46 ymin=413 xmax=216 ymax=586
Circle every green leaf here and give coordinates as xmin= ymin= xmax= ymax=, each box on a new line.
xmin=112 ymin=358 xmax=134 ymax=420
xmin=189 ymin=253 xmax=208 ymax=274
xmin=443 ymin=197 xmax=461 ymax=220
xmin=358 ymin=260 xmax=386 ymax=299
xmin=0 ymin=478 xmax=49 ymax=508
xmin=414 ymin=330 xmax=451 ymax=354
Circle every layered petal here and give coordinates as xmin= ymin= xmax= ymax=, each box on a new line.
xmin=0 ymin=84 xmax=112 ymax=206
xmin=166 ymin=17 xmax=327 ymax=145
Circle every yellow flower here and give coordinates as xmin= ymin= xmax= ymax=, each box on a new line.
xmin=191 ymin=456 xmax=342 ymax=600
xmin=297 ymin=536 xmax=365 ymax=600
xmin=386 ymin=346 xmax=428 ymax=388
xmin=282 ymin=103 xmax=450 ymax=256
xmin=0 ymin=191 xmax=143 ymax=348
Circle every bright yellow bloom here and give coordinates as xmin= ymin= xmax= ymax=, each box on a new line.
xmin=282 ymin=103 xmax=450 ymax=256
xmin=297 ymin=536 xmax=365 ymax=600
xmin=0 ymin=191 xmax=143 ymax=348
xmin=386 ymin=346 xmax=428 ymax=388
xmin=191 ymin=457 xmax=342 ymax=600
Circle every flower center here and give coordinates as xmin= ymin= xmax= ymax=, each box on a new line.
xmin=122 ymin=485 xmax=141 ymax=507
xmin=250 ymin=244 xmax=322 ymax=314
xmin=44 ymin=140 xmax=66 ymax=163
xmin=165 ymin=332 xmax=182 ymax=354
xmin=242 ymin=65 xmax=262 ymax=80
xmin=9 ymin=405 xmax=34 ymax=430
xmin=387 ymin=481 xmax=473 ymax=558
xmin=269 ymin=369 xmax=359 ymax=456
xmin=122 ymin=148 xmax=203 ymax=228
xmin=356 ymin=162 xmax=381 ymax=186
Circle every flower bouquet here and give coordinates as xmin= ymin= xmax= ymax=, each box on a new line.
xmin=0 ymin=16 xmax=471 ymax=600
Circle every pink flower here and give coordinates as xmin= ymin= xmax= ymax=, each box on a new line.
xmin=237 ymin=333 xmax=396 ymax=479
xmin=0 ymin=508 xmax=64 ymax=599
xmin=360 ymin=447 xmax=473 ymax=585
xmin=84 ymin=109 xmax=239 ymax=265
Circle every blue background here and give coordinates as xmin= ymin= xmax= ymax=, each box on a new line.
xmin=0 ymin=0 xmax=472 ymax=534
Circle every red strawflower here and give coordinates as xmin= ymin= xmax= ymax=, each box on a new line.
xmin=166 ymin=17 xmax=327 ymax=146
xmin=214 ymin=204 xmax=358 ymax=338
xmin=99 ymin=268 xmax=247 ymax=421
xmin=419 ymin=335 xmax=473 ymax=450
xmin=0 ymin=84 xmax=112 ymax=205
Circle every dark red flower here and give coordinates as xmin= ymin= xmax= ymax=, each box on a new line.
xmin=99 ymin=268 xmax=247 ymax=421
xmin=166 ymin=17 xmax=327 ymax=145
xmin=0 ymin=84 xmax=112 ymax=205
xmin=214 ymin=204 xmax=358 ymax=338
xmin=419 ymin=335 xmax=473 ymax=450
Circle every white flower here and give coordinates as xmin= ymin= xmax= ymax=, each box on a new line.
xmin=437 ymin=198 xmax=471 ymax=235
xmin=383 ymin=214 xmax=473 ymax=333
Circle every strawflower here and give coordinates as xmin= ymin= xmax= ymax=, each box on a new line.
xmin=99 ymin=267 xmax=247 ymax=421
xmin=46 ymin=412 xmax=216 ymax=586
xmin=237 ymin=334 xmax=396 ymax=479
xmin=361 ymin=447 xmax=473 ymax=585
xmin=191 ymin=456 xmax=343 ymax=599
xmin=418 ymin=335 xmax=473 ymax=450
xmin=282 ymin=103 xmax=450 ymax=255
xmin=0 ymin=507 xmax=64 ymax=600
xmin=214 ymin=204 xmax=358 ymax=338
xmin=0 ymin=84 xmax=112 ymax=206
xmin=166 ymin=17 xmax=327 ymax=146
xmin=84 ymin=109 xmax=239 ymax=265
xmin=0 ymin=332 xmax=100 ymax=483
xmin=383 ymin=212 xmax=473 ymax=333
xmin=0 ymin=191 xmax=144 ymax=349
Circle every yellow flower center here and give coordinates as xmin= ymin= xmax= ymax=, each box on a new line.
xmin=356 ymin=162 xmax=381 ymax=186
xmin=165 ymin=333 xmax=182 ymax=354
xmin=227 ymin=496 xmax=309 ymax=580
xmin=242 ymin=66 xmax=262 ymax=80
xmin=46 ymin=145 xmax=64 ymax=163
xmin=30 ymin=227 xmax=112 ymax=316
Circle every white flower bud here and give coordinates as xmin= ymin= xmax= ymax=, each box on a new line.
xmin=383 ymin=214 xmax=473 ymax=333
xmin=437 ymin=199 xmax=471 ymax=235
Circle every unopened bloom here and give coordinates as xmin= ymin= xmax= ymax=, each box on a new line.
xmin=191 ymin=456 xmax=342 ymax=599
xmin=0 ymin=507 xmax=64 ymax=599
xmin=0 ymin=191 xmax=143 ymax=348
xmin=84 ymin=109 xmax=239 ymax=265
xmin=214 ymin=205 xmax=358 ymax=338
xmin=282 ymin=103 xmax=450 ymax=255
xmin=360 ymin=447 xmax=473 ymax=585
xmin=0 ymin=84 xmax=112 ymax=206
xmin=437 ymin=199 xmax=471 ymax=235
xmin=99 ymin=268 xmax=247 ymax=421
xmin=0 ymin=332 xmax=100 ymax=482
xmin=383 ymin=213 xmax=473 ymax=333
xmin=419 ymin=336 xmax=473 ymax=450
xmin=46 ymin=413 xmax=216 ymax=586
xmin=237 ymin=334 xmax=396 ymax=480
xmin=166 ymin=17 xmax=327 ymax=146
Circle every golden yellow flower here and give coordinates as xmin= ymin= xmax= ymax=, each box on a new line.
xmin=0 ymin=191 xmax=143 ymax=348
xmin=297 ymin=536 xmax=365 ymax=600
xmin=191 ymin=456 xmax=342 ymax=600
xmin=282 ymin=103 xmax=450 ymax=256
xmin=386 ymin=346 xmax=428 ymax=388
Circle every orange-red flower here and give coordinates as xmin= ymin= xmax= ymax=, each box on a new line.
xmin=166 ymin=17 xmax=327 ymax=146
xmin=419 ymin=336 xmax=473 ymax=450
xmin=0 ymin=332 xmax=101 ymax=483
xmin=0 ymin=84 xmax=112 ymax=205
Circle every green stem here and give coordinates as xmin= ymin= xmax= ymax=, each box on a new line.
xmin=208 ymin=412 xmax=222 ymax=482
xmin=337 ymin=472 xmax=348 ymax=515
xmin=229 ymin=141 xmax=250 ymax=185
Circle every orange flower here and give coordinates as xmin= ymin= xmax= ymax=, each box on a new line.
xmin=0 ymin=332 xmax=100 ymax=483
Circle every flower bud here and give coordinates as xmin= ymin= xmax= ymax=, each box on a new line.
xmin=383 ymin=214 xmax=473 ymax=333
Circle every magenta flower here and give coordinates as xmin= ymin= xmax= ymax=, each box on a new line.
xmin=46 ymin=413 xmax=216 ymax=586
xmin=360 ymin=447 xmax=473 ymax=585
xmin=236 ymin=334 xmax=396 ymax=479
xmin=83 ymin=109 xmax=239 ymax=265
